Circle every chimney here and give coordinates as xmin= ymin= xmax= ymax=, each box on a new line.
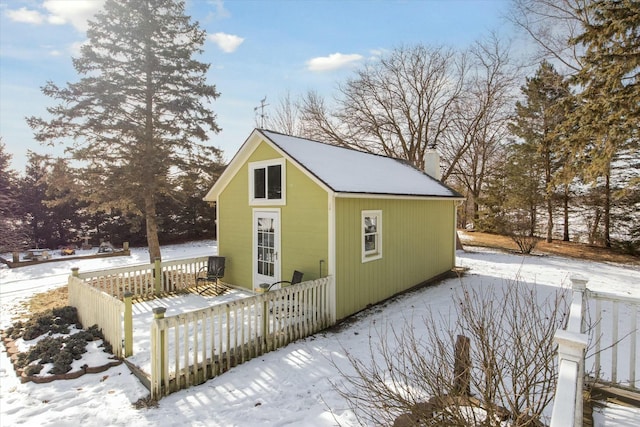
xmin=424 ymin=149 xmax=441 ymax=180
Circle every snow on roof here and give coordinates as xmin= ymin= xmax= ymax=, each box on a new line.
xmin=261 ymin=130 xmax=462 ymax=198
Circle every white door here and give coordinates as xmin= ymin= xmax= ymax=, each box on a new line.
xmin=253 ymin=210 xmax=280 ymax=289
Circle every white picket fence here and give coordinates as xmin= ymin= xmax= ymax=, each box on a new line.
xmin=75 ymin=256 xmax=210 ymax=299
xmin=68 ymin=274 xmax=125 ymax=357
xmin=150 ymin=276 xmax=335 ymax=399
xmin=550 ymin=277 xmax=639 ymax=427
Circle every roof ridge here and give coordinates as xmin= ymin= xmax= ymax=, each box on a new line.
xmin=259 ymin=128 xmax=412 ymax=166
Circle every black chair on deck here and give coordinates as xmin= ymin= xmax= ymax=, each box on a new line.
xmin=195 ymin=256 xmax=225 ymax=294
xmin=259 ymin=270 xmax=304 ymax=292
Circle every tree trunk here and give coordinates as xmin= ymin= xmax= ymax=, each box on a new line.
xmin=544 ymin=146 xmax=553 ymax=243
xmin=546 ymin=196 xmax=553 ymax=243
xmin=604 ymin=169 xmax=611 ymax=248
xmin=143 ymin=21 xmax=161 ymax=264
xmin=563 ymin=183 xmax=570 ymax=242
xmin=145 ymin=193 xmax=161 ymax=263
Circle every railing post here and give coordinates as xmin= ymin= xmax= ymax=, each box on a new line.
xmin=154 ymin=257 xmax=162 ymax=295
xmin=552 ymin=330 xmax=588 ymax=427
xmin=570 ymin=275 xmax=588 ymax=333
xmin=262 ymin=296 xmax=269 ymax=351
xmin=152 ymin=307 xmax=167 ymax=398
xmin=71 ymin=267 xmax=80 ymax=278
xmin=551 ymin=275 xmax=589 ymax=427
xmin=123 ymin=292 xmax=133 ymax=357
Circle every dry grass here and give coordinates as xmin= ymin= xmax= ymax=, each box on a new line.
xmin=459 ymin=230 xmax=640 ymax=265
xmin=18 ymin=287 xmax=69 ymax=318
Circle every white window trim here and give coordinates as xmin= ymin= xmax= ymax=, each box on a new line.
xmin=362 ymin=210 xmax=382 ymax=263
xmin=248 ymin=158 xmax=286 ymax=206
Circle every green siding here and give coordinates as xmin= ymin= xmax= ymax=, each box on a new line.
xmin=218 ymin=141 xmax=329 ymax=290
xmin=334 ymin=198 xmax=456 ymax=320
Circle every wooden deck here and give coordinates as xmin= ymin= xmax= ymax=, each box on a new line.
xmin=129 ymin=281 xmax=231 ymax=303
xmin=584 ymin=382 xmax=640 ymax=426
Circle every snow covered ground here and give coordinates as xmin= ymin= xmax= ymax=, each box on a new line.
xmin=1 ymin=241 xmax=639 ymax=426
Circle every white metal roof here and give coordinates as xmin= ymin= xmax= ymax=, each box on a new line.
xmin=261 ymin=130 xmax=462 ymax=198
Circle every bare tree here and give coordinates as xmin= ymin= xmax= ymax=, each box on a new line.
xmin=331 ymin=281 xmax=569 ymax=426
xmin=300 ymin=44 xmax=466 ymax=170
xmin=267 ymin=91 xmax=304 ymax=136
xmin=444 ymin=35 xmax=519 ymax=225
xmin=508 ymin=0 xmax=593 ymax=73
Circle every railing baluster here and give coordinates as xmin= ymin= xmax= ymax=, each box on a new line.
xmin=612 ymin=301 xmax=619 ymax=383
xmin=595 ymin=298 xmax=602 ymax=376
xmin=631 ymin=305 xmax=637 ymax=388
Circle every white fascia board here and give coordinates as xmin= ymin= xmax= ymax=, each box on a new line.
xmin=204 ymin=129 xmax=336 ymax=202
xmin=203 ymin=129 xmax=264 ymax=202
xmin=334 ymin=192 xmax=465 ymax=201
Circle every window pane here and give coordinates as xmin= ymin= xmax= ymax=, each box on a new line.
xmin=365 ymin=234 xmax=377 ymax=252
xmin=254 ymin=168 xmax=266 ymax=199
xmin=267 ymin=165 xmax=282 ymax=199
xmin=364 ymin=216 xmax=377 ymax=233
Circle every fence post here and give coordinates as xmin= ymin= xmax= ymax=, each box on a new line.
xmin=152 ymin=307 xmax=167 ymax=398
xmin=328 ymin=276 xmax=336 ymax=324
xmin=262 ymin=296 xmax=269 ymax=351
xmin=570 ymin=274 xmax=588 ymax=426
xmin=570 ymin=275 xmax=588 ymax=333
xmin=123 ymin=292 xmax=133 ymax=357
xmin=154 ymin=257 xmax=162 ymax=295
xmin=551 ymin=330 xmax=588 ymax=427
xmin=550 ymin=275 xmax=589 ymax=427
xmin=71 ymin=267 xmax=80 ymax=278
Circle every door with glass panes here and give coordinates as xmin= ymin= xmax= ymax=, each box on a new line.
xmin=253 ymin=210 xmax=280 ymax=289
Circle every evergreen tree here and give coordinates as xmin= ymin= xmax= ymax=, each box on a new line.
xmin=27 ymin=0 xmax=221 ymax=262
xmin=509 ymin=61 xmax=573 ymax=242
xmin=0 ymin=141 xmax=28 ymax=252
xmin=20 ymin=153 xmax=51 ymax=248
xmin=566 ymin=0 xmax=640 ymax=247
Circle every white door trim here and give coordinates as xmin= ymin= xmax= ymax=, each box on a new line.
xmin=252 ymin=208 xmax=281 ymax=290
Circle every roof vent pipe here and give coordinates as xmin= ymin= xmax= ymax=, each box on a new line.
xmin=424 ymin=149 xmax=441 ymax=180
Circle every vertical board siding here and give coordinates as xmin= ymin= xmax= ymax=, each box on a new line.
xmin=335 ymin=198 xmax=456 ymax=320
xmin=219 ymin=141 xmax=329 ymax=290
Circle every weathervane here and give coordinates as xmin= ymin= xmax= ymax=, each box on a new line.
xmin=254 ymin=96 xmax=269 ymax=128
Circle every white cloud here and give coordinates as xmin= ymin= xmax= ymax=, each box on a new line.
xmin=5 ymin=1 xmax=103 ymax=31
xmin=6 ymin=7 xmax=45 ymax=24
xmin=208 ymin=0 xmax=230 ymax=20
xmin=306 ymin=53 xmax=363 ymax=72
xmin=42 ymin=0 xmax=104 ymax=31
xmin=209 ymin=32 xmax=244 ymax=53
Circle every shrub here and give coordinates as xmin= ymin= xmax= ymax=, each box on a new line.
xmin=331 ymin=281 xmax=569 ymax=426
xmin=10 ymin=306 xmax=80 ymax=341
xmin=9 ymin=308 xmax=113 ymax=377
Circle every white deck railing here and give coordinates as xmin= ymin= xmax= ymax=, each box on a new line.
xmin=150 ymin=276 xmax=335 ymax=399
xmin=550 ymin=277 xmax=640 ymax=426
xmin=75 ymin=256 xmax=209 ymax=299
xmin=586 ymin=289 xmax=639 ymax=390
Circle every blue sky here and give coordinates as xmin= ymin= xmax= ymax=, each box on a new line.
xmin=0 ymin=0 xmax=510 ymax=171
